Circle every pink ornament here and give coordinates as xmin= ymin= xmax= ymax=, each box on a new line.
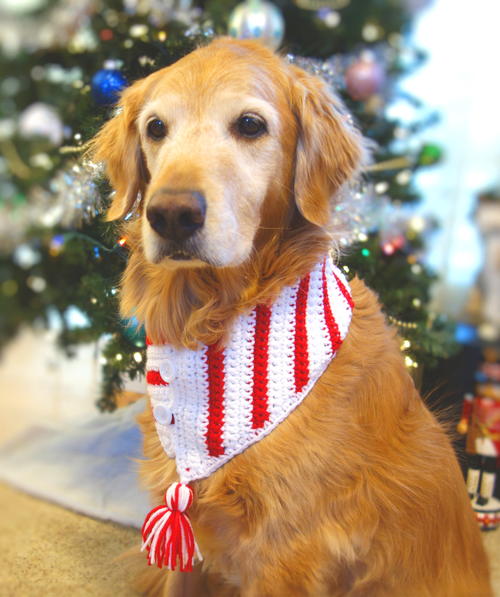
xmin=405 ymin=0 xmax=434 ymax=14
xmin=345 ymin=54 xmax=385 ymax=101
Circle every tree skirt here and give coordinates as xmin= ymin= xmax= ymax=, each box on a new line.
xmin=0 ymin=400 xmax=149 ymax=528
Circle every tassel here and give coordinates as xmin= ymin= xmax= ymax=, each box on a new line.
xmin=141 ymin=482 xmax=202 ymax=571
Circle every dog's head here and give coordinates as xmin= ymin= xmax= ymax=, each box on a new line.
xmin=90 ymin=38 xmax=363 ymax=269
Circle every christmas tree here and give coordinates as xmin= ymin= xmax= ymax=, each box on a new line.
xmin=0 ymin=0 xmax=454 ymax=410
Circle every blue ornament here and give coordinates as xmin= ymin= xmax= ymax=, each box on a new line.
xmin=91 ymin=68 xmax=128 ymax=106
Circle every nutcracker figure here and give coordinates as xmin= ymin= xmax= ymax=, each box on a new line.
xmin=458 ymin=361 xmax=500 ymax=530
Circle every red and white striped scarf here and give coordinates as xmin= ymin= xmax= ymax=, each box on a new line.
xmin=141 ymin=254 xmax=354 ymax=571
xmin=146 ymin=254 xmax=354 ymax=485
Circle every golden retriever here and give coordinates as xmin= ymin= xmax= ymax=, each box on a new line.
xmin=90 ymin=38 xmax=491 ymax=596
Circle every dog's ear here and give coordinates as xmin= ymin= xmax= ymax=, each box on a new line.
xmin=88 ymin=79 xmax=150 ymax=221
xmin=289 ymin=65 xmax=363 ymax=227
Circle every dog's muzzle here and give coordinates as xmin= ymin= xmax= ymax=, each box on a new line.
xmin=146 ymin=188 xmax=206 ymax=256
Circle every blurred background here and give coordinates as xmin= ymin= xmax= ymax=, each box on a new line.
xmin=0 ymin=0 xmax=499 ymax=593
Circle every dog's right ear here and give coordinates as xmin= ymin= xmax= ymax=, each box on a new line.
xmin=88 ymin=79 xmax=150 ymax=221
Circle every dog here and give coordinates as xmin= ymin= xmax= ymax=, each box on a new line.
xmin=90 ymin=38 xmax=492 ymax=596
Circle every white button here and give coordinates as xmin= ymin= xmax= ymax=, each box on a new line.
xmin=153 ymin=404 xmax=173 ymax=425
xmin=159 ymin=361 xmax=174 ymax=383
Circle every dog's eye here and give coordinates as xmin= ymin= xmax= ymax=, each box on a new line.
xmin=236 ymin=114 xmax=267 ymax=139
xmin=146 ymin=118 xmax=167 ymax=141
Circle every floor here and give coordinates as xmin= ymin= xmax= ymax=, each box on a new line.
xmin=0 ymin=483 xmax=140 ymax=597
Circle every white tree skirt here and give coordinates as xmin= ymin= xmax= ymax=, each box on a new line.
xmin=0 ymin=399 xmax=150 ymax=528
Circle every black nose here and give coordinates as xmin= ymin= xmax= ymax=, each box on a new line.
xmin=146 ymin=189 xmax=206 ymax=243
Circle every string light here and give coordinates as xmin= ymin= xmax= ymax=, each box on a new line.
xmin=382 ymin=242 xmax=395 ymax=255
xmin=400 ymin=339 xmax=411 ymax=350
xmin=133 ymin=352 xmax=143 ymax=363
xmin=404 ymin=355 xmax=418 ymax=368
xmin=117 ymin=237 xmax=127 ymax=247
xmin=388 ymin=315 xmax=418 ymax=329
xmin=100 ymin=356 xmax=107 ymax=365
xmin=115 ymin=353 xmax=123 ymax=361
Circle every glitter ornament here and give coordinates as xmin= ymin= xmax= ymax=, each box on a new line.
xmin=345 ymin=52 xmax=385 ymax=101
xmin=91 ymin=67 xmax=128 ymax=105
xmin=19 ymin=103 xmax=64 ymax=145
xmin=228 ymin=0 xmax=284 ymax=50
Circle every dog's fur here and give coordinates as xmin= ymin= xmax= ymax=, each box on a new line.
xmin=90 ymin=39 xmax=491 ymax=596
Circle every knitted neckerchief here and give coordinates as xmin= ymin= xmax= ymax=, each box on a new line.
xmin=141 ymin=254 xmax=354 ymax=572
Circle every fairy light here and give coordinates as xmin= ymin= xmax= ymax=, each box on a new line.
xmin=133 ymin=351 xmax=143 ymax=363
xmin=117 ymin=237 xmax=127 ymax=247
xmin=100 ymin=356 xmax=107 ymax=365
xmin=358 ymin=232 xmax=368 ymax=242
xmin=388 ymin=315 xmax=418 ymax=329
xmin=382 ymin=242 xmax=395 ymax=255
xmin=115 ymin=353 xmax=123 ymax=361
xmin=400 ymin=339 xmax=411 ymax=350
xmin=343 ymin=265 xmax=350 ymax=274
xmin=404 ymin=356 xmax=418 ymax=368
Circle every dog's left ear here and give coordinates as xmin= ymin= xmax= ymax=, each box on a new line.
xmin=88 ymin=79 xmax=150 ymax=221
xmin=290 ymin=65 xmax=364 ymax=227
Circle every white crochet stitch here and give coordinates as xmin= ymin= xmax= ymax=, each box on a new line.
xmin=146 ymin=254 xmax=353 ymax=485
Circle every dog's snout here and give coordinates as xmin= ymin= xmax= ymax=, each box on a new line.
xmin=147 ymin=189 xmax=206 ymax=243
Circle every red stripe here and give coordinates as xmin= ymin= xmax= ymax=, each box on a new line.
xmin=251 ymin=304 xmax=272 ymax=429
xmin=334 ymin=272 xmax=354 ymax=310
xmin=146 ymin=370 xmax=168 ymax=386
xmin=322 ymin=263 xmax=342 ymax=353
xmin=294 ymin=274 xmax=310 ymax=393
xmin=205 ymin=344 xmax=225 ymax=457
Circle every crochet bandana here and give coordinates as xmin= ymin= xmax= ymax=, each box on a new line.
xmin=145 ymin=255 xmax=354 ymax=485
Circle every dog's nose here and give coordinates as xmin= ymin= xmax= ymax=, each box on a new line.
xmin=146 ymin=190 xmax=206 ymax=242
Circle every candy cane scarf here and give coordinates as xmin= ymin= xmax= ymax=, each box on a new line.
xmin=142 ymin=254 xmax=354 ymax=571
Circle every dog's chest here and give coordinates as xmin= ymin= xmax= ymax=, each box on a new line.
xmin=146 ymin=256 xmax=353 ymax=484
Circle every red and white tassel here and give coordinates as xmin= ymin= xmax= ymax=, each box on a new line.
xmin=141 ymin=482 xmax=202 ymax=572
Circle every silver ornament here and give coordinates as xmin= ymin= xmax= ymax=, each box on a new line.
xmin=228 ymin=0 xmax=284 ymax=50
xmin=18 ymin=103 xmax=64 ymax=146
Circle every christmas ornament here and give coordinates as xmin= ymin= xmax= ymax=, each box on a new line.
xmin=417 ymin=143 xmax=442 ymax=166
xmin=91 ymin=66 xmax=128 ymax=106
xmin=0 ymin=0 xmax=97 ymax=55
xmin=228 ymin=0 xmax=284 ymax=50
xmin=143 ymin=256 xmax=353 ymax=570
xmin=404 ymin=0 xmax=434 ymax=14
xmin=18 ymin=103 xmax=64 ymax=145
xmin=345 ymin=52 xmax=385 ymax=101
xmin=0 ymin=0 xmax=47 ymax=15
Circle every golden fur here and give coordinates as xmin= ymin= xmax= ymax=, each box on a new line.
xmin=90 ymin=38 xmax=491 ymax=596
